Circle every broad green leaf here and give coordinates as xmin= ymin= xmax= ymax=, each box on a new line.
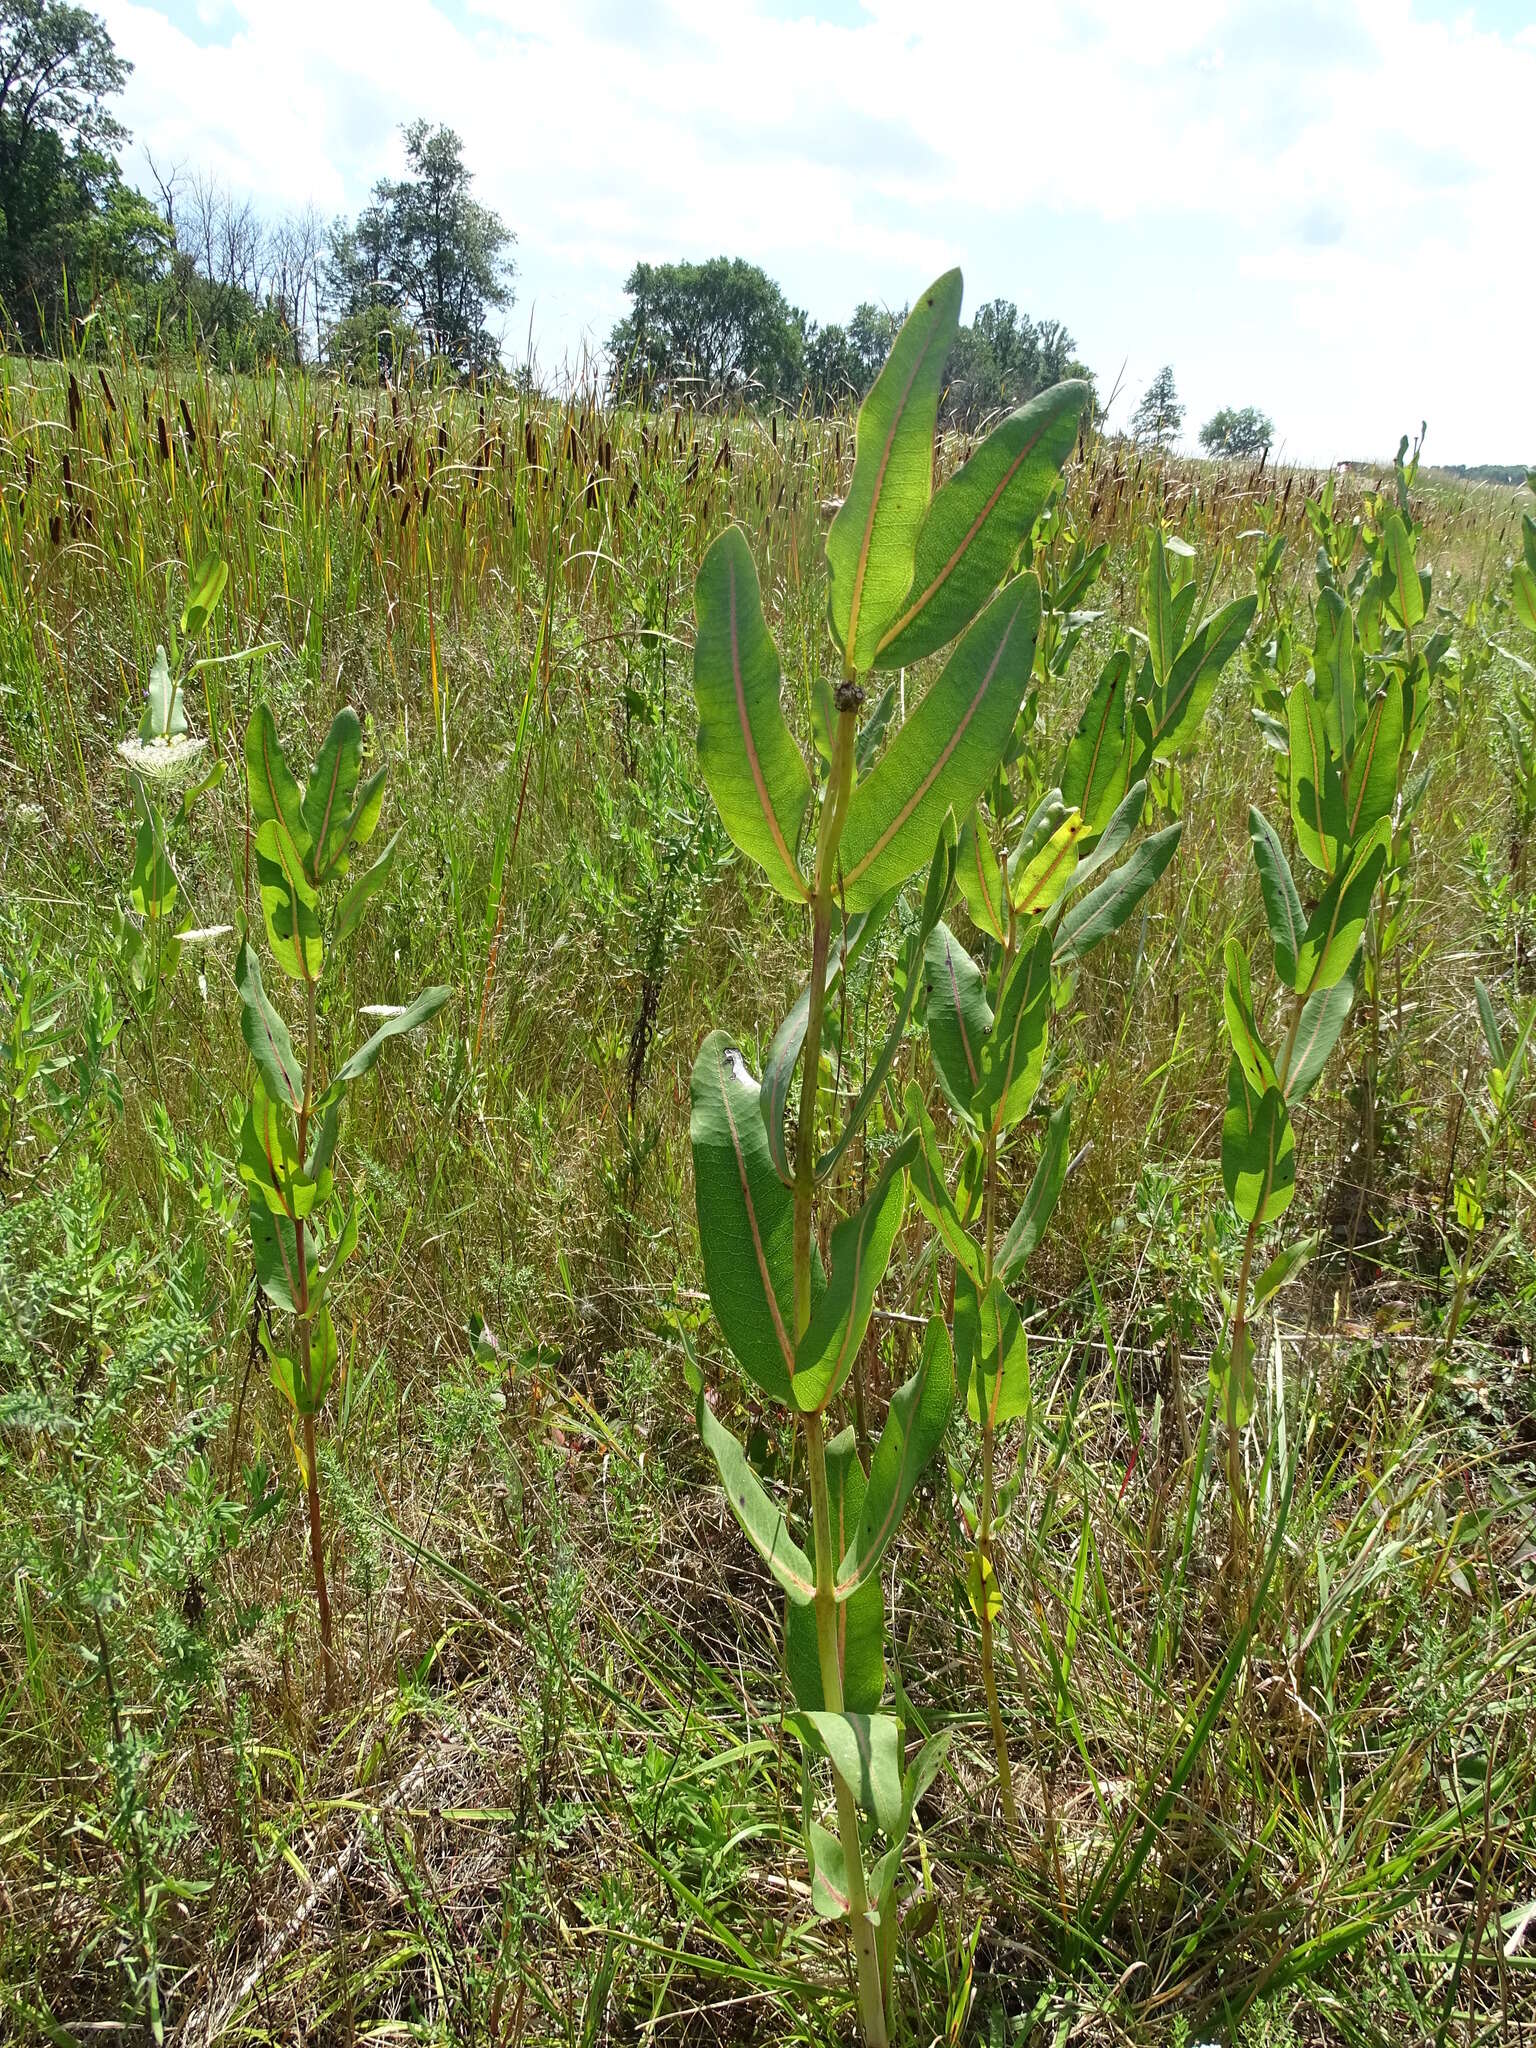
xmin=1144 ymin=531 xmax=1176 ymax=688
xmin=956 ymin=811 xmax=1007 ymax=943
xmin=334 ymin=831 xmax=400 ymax=943
xmin=1515 ymin=564 xmax=1536 ymax=636
xmin=967 ymin=1547 xmax=1000 ymax=1624
xmin=786 ymin=1428 xmax=884 ymax=1713
xmin=1059 ymin=649 xmax=1132 ymax=835
xmin=693 ymin=527 xmax=811 ymax=901
xmin=302 ymin=708 xmax=363 ymax=884
xmin=1286 ymin=679 xmax=1346 ymax=878
xmin=904 ymin=1082 xmax=985 ymax=1290
xmin=1252 ymin=1234 xmax=1319 ymax=1310
xmin=324 ymin=985 xmax=452 ymax=1100
xmin=874 ymin=379 xmax=1088 ymax=669
xmin=1474 ymin=977 xmax=1506 ymax=1067
xmin=1064 ymin=778 xmax=1148 ymax=897
xmin=1221 ymin=1056 xmax=1295 ymax=1225
xmin=342 ymin=765 xmax=387 ymax=855
xmin=793 ymin=1135 xmax=915 ymax=1414
xmin=249 ymin=1196 xmax=311 ymax=1313
xmin=689 ymin=1032 xmax=803 ymax=1405
xmin=695 ymin=1383 xmax=816 ymax=1604
xmin=816 ymin=821 xmax=957 ymax=1180
xmin=235 ymin=938 xmax=303 ymax=1115
xmin=807 ymin=1821 xmax=851 ymax=1921
xmin=238 ymin=1077 xmax=300 ymax=1217
xmin=1140 ymin=595 xmax=1256 ymax=759
xmin=1294 ymin=823 xmax=1388 ymax=997
xmin=826 ymin=269 xmax=963 ymax=670
xmin=1342 ymin=679 xmax=1402 ymax=843
xmin=128 ymin=804 xmax=176 ymax=920
xmin=996 ymin=1095 xmax=1072 ymax=1283
xmin=1053 ymin=820 xmax=1182 ymax=962
xmin=1248 ymin=808 xmax=1305 ymax=989
xmin=1009 ymin=807 xmax=1084 ymax=920
xmin=867 ymin=1727 xmax=954 ymax=1909
xmin=300 ymin=1303 xmax=339 ymax=1415
xmin=139 ymin=643 xmax=184 ymax=742
xmin=181 ymin=551 xmax=228 ymax=638
xmin=839 ymin=1316 xmax=953 ymax=1595
xmin=838 ymin=576 xmax=1041 ymax=911
xmin=923 ymin=921 xmax=991 ymax=1119
xmin=254 ymin=824 xmax=323 ymax=983
xmin=1313 ymin=588 xmax=1356 ymax=756
xmin=1223 ymin=939 xmax=1277 ymax=1097
xmin=975 ymin=927 xmax=1052 ymax=1136
xmin=1285 ymin=969 xmax=1355 ymax=1102
xmin=1383 ymin=510 xmax=1423 ymax=629
xmin=960 ymin=1273 xmax=1030 ymax=1429
xmin=245 ymin=702 xmax=312 ymax=869
xmin=761 ymin=892 xmax=895 ymax=1183
xmin=788 ymin=1711 xmax=904 ymax=1833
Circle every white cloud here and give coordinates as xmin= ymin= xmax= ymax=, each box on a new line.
xmin=97 ymin=0 xmax=1535 ymax=463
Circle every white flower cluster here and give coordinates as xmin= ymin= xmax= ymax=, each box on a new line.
xmin=116 ymin=733 xmax=208 ymax=787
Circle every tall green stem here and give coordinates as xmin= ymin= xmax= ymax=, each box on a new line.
xmin=1226 ymin=1000 xmax=1302 ymax=1573
xmin=977 ymin=1070 xmax=1019 ymax=1824
xmin=295 ymin=975 xmax=335 ymax=1700
xmin=795 ymin=696 xmax=886 ymax=2048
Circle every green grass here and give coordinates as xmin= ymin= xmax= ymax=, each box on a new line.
xmin=0 ymin=344 xmax=1533 ymax=2045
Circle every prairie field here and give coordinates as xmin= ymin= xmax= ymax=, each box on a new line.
xmin=1 ymin=342 xmax=1533 ymax=2048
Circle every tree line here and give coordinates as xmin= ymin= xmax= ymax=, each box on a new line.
xmin=1 ymin=0 xmax=1286 ymax=451
xmin=607 ymin=255 xmax=1094 ymax=429
xmin=0 ymin=1 xmax=513 ymax=375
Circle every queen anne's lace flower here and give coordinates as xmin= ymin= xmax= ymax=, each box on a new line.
xmin=116 ymin=733 xmax=208 ymax=786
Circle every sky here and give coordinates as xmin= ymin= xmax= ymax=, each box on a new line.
xmin=95 ymin=0 xmax=1535 ymax=466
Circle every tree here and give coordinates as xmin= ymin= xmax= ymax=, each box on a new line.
xmin=607 ymin=256 xmax=804 ymax=404
xmin=0 ymin=1 xmax=165 ymax=341
xmin=1131 ymin=364 xmax=1183 ymax=451
xmin=327 ymin=122 xmax=514 ymax=375
xmin=803 ymin=319 xmax=864 ymax=407
xmin=1200 ymin=404 xmax=1274 ymax=460
xmin=942 ymin=298 xmax=1091 ymax=429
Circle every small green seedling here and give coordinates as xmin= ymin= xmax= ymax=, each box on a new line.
xmin=236 ymin=701 xmax=449 ymax=1697
xmin=687 ymin=269 xmax=1085 ymax=2046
